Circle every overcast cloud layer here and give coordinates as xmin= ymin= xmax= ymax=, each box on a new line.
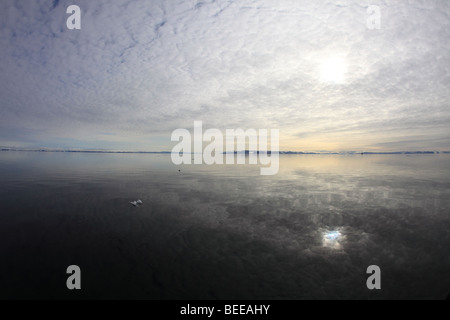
xmin=0 ymin=0 xmax=449 ymax=151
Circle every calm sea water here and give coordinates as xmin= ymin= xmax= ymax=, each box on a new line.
xmin=0 ymin=151 xmax=449 ymax=299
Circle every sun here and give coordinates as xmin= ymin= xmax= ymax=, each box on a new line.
xmin=320 ymin=57 xmax=347 ymax=84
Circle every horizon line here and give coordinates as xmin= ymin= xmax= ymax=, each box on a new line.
xmin=1 ymin=147 xmax=449 ymax=155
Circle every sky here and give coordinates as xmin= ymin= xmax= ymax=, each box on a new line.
xmin=0 ymin=0 xmax=449 ymax=152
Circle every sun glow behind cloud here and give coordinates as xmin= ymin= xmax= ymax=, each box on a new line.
xmin=0 ymin=0 xmax=449 ymax=151
xmin=320 ymin=58 xmax=347 ymax=84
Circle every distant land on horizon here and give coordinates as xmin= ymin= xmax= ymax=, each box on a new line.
xmin=1 ymin=147 xmax=449 ymax=155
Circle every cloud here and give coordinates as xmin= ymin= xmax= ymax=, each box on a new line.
xmin=0 ymin=0 xmax=449 ymax=150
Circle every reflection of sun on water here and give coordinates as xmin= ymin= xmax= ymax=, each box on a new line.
xmin=322 ymin=229 xmax=345 ymax=249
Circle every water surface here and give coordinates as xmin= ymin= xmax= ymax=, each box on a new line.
xmin=0 ymin=151 xmax=449 ymax=299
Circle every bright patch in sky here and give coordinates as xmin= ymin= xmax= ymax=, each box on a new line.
xmin=320 ymin=58 xmax=347 ymax=84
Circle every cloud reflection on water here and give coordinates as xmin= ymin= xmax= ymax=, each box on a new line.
xmin=0 ymin=152 xmax=449 ymax=299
